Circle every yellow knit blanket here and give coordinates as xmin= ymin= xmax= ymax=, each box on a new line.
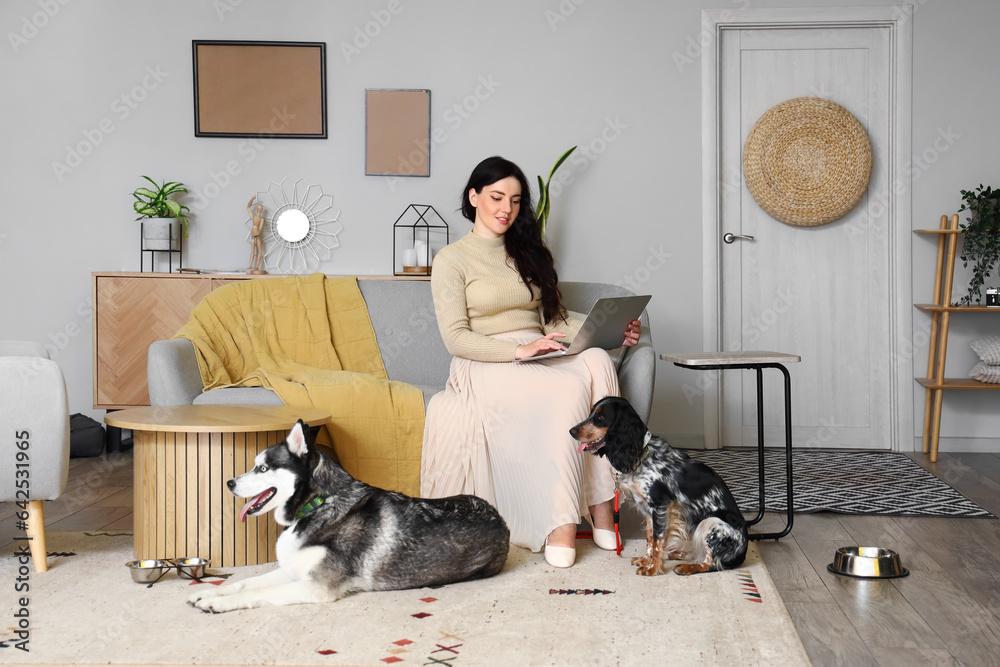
xmin=174 ymin=273 xmax=424 ymax=496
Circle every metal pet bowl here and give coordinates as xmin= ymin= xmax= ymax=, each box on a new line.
xmin=827 ymin=546 xmax=909 ymax=579
xmin=173 ymin=557 xmax=209 ymax=579
xmin=126 ymin=559 xmax=170 ymax=583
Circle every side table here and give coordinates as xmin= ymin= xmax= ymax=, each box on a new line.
xmin=659 ymin=351 xmax=800 ymax=540
xmin=105 ymin=405 xmax=332 ymax=566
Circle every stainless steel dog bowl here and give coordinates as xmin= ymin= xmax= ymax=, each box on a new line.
xmin=126 ymin=559 xmax=170 ymax=583
xmin=827 ymin=546 xmax=909 ymax=579
xmin=173 ymin=557 xmax=209 ymax=579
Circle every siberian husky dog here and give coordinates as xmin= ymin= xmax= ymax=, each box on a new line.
xmin=188 ymin=420 xmax=510 ymax=613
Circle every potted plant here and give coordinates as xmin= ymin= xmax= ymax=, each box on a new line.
xmin=535 ymin=146 xmax=576 ymax=241
xmin=956 ymin=184 xmax=1000 ymax=305
xmin=132 ymin=176 xmax=190 ymax=250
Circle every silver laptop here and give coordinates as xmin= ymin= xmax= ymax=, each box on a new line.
xmin=515 ymin=294 xmax=651 ymax=362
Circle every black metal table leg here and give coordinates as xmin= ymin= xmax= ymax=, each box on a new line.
xmin=668 ymin=360 xmax=795 ymax=540
xmin=747 ymin=363 xmax=794 ymax=541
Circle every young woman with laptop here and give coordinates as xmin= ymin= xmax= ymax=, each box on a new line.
xmin=420 ymin=155 xmax=642 ymax=568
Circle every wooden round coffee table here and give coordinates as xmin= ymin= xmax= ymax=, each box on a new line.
xmin=105 ymin=405 xmax=332 ymax=567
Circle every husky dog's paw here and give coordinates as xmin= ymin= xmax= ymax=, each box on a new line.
xmin=193 ymin=595 xmax=247 ymax=614
xmin=187 ymin=588 xmax=224 ymax=606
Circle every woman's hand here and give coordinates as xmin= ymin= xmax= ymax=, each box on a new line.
xmin=622 ymin=319 xmax=641 ymax=347
xmin=515 ymin=332 xmax=567 ymax=360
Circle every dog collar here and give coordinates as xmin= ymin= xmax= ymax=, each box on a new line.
xmin=612 ymin=432 xmax=655 ymax=479
xmin=296 ymin=495 xmax=328 ymax=519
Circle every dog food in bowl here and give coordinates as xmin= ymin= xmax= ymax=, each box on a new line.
xmin=827 ymin=546 xmax=909 ymax=579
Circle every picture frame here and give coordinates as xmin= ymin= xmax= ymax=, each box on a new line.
xmin=192 ymin=40 xmax=327 ymax=139
xmin=365 ymin=89 xmax=431 ymax=176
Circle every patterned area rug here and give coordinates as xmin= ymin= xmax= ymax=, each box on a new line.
xmin=0 ymin=532 xmax=809 ymax=666
xmin=688 ymin=449 xmax=995 ymax=518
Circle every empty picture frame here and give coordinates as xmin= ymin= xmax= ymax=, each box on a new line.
xmin=365 ymin=89 xmax=431 ymax=176
xmin=193 ymin=40 xmax=327 ymax=138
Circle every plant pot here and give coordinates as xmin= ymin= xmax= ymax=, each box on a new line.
xmin=141 ymin=218 xmax=180 ymax=251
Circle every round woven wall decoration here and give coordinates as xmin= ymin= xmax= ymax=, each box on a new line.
xmin=742 ymin=97 xmax=873 ymax=227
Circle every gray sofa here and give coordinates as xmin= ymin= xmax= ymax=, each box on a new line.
xmin=147 ymin=279 xmax=655 ymax=423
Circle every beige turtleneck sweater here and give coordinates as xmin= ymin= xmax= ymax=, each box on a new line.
xmin=431 ymin=232 xmax=582 ymax=362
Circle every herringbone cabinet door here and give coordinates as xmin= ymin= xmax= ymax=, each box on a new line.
xmin=94 ymin=274 xmax=215 ymax=407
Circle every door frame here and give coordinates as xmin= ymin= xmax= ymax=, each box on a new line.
xmin=701 ymin=6 xmax=913 ymax=451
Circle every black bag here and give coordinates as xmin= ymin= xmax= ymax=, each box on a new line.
xmin=70 ymin=413 xmax=106 ymax=458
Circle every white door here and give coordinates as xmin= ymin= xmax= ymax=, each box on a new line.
xmin=718 ymin=26 xmax=893 ymax=449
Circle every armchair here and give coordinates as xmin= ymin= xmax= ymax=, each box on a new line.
xmin=0 ymin=341 xmax=70 ymax=573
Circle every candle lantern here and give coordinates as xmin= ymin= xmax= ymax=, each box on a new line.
xmin=392 ymin=204 xmax=449 ymax=276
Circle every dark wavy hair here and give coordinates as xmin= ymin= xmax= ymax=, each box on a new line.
xmin=460 ymin=156 xmax=567 ymax=325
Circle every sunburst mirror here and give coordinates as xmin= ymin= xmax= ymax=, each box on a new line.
xmin=245 ymin=178 xmax=342 ymax=274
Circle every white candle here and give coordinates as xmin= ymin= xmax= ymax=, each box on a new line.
xmin=413 ymin=240 xmax=428 ymax=267
xmin=401 ymin=248 xmax=417 ymax=267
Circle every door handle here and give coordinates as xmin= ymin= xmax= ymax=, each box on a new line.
xmin=723 ymin=232 xmax=755 ymax=244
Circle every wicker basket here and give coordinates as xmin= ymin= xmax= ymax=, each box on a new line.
xmin=742 ymin=97 xmax=873 ymax=227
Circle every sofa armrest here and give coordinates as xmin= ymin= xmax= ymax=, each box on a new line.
xmin=617 ymin=328 xmax=655 ymax=424
xmin=147 ymin=338 xmax=203 ymax=406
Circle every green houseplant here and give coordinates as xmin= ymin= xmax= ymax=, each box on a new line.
xmin=956 ymin=184 xmax=1000 ymax=305
xmin=535 ymin=146 xmax=576 ymax=241
xmin=132 ymin=176 xmax=190 ymax=247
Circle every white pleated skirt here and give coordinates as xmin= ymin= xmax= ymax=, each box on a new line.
xmin=420 ymin=330 xmax=619 ymax=552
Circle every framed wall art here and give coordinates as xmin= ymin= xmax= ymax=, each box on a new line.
xmin=192 ymin=40 xmax=327 ymax=139
xmin=365 ymin=88 xmax=431 ymax=176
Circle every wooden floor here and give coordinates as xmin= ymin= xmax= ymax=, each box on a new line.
xmin=3 ymin=449 xmax=999 ymax=666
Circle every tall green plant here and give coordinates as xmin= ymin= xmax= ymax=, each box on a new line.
xmin=132 ymin=175 xmax=190 ymax=238
xmin=535 ymin=146 xmax=576 ymax=240
xmin=957 ymin=184 xmax=1000 ymax=305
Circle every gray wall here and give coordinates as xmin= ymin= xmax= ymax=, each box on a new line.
xmin=2 ymin=0 xmax=998 ymax=451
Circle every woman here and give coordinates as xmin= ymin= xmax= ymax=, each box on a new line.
xmin=420 ymin=156 xmax=641 ymax=568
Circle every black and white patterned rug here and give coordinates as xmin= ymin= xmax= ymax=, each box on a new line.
xmin=686 ymin=450 xmax=996 ymax=519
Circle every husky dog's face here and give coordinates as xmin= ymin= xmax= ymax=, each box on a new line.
xmin=228 ymin=421 xmax=310 ymax=526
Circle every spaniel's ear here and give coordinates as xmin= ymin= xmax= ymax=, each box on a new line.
xmin=616 ymin=400 xmax=648 ymax=448
xmin=601 ymin=398 xmax=648 ymax=471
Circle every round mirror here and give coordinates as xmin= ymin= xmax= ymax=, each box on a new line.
xmin=275 ymin=209 xmax=310 ymax=243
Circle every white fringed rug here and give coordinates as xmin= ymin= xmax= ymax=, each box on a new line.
xmin=1 ymin=532 xmax=809 ymax=666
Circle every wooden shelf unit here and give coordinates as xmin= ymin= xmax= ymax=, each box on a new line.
xmin=915 ymin=215 xmax=1000 ymax=462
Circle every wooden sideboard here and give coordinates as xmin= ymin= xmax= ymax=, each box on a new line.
xmin=92 ymin=272 xmax=254 ymax=410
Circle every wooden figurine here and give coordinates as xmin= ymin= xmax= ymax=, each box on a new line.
xmin=247 ymin=196 xmax=267 ymax=274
